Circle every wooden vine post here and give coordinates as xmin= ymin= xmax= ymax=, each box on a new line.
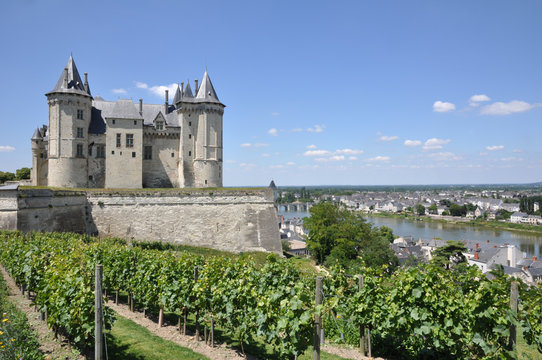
xmin=509 ymin=281 xmax=518 ymax=354
xmin=358 ymin=275 xmax=366 ymax=356
xmin=194 ymin=266 xmax=200 ymax=341
xmin=314 ymin=276 xmax=323 ymax=360
xmin=95 ymin=264 xmax=103 ymax=360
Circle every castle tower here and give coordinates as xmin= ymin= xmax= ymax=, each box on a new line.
xmin=30 ymin=128 xmax=43 ymax=186
xmin=178 ymin=72 xmax=225 ymax=188
xmin=45 ymin=55 xmax=93 ymax=188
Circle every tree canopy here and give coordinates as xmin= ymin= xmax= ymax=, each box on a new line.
xmin=303 ymin=202 xmax=398 ymax=269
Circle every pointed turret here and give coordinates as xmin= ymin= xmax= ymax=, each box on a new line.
xmin=31 ymin=127 xmax=43 ymax=140
xmin=183 ymin=81 xmax=194 ymax=98
xmin=195 ymin=71 xmax=221 ymax=104
xmin=172 ymin=84 xmax=182 ymax=106
xmin=46 ymin=55 xmax=91 ymax=97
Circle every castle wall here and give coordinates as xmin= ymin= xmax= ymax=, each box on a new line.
xmin=142 ymin=129 xmax=180 ymax=188
xmin=0 ymin=189 xmax=282 ymax=254
xmin=87 ymin=134 xmax=106 ymax=188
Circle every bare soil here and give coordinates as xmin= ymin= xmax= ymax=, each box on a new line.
xmin=0 ymin=266 xmax=85 ymax=360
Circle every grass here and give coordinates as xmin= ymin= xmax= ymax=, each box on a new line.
xmin=106 ymin=314 xmax=208 ymax=360
xmin=518 ymin=331 xmax=542 ymax=360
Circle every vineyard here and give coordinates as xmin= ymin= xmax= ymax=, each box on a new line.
xmin=0 ymin=230 xmax=541 ymax=359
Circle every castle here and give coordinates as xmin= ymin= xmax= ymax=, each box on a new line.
xmin=31 ymin=55 xmax=225 ymax=189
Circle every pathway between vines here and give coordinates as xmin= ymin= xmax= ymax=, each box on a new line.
xmin=0 ymin=266 xmax=84 ymax=360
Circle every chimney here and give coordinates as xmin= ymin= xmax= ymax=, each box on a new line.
xmin=494 ymin=245 xmax=497 ymax=248
xmin=475 ymin=243 xmax=479 ymax=249
xmin=181 ymin=82 xmax=184 ymax=97
xmin=139 ymin=99 xmax=143 ymax=116
xmin=533 ymin=256 xmax=538 ymax=262
xmin=164 ymin=90 xmax=169 ymax=114
xmin=84 ymin=72 xmax=89 ymax=92
xmin=474 ymin=252 xmax=479 ymax=260
xmin=195 ymin=79 xmax=199 ymax=96
xmin=63 ymin=68 xmax=68 ymax=88
xmin=486 ymin=239 xmax=490 ymax=243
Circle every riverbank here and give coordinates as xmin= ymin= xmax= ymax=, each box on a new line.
xmin=365 ymin=212 xmax=542 ymax=236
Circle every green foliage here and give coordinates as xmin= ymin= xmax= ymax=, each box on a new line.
xmin=496 ymin=209 xmax=513 ymax=220
xmin=304 ymin=202 xmax=398 ymax=269
xmin=0 ymin=171 xmax=15 ymax=184
xmin=431 ymin=241 xmax=468 ymax=269
xmin=415 ymin=204 xmax=426 ymax=216
xmin=14 ymin=167 xmax=30 ymax=180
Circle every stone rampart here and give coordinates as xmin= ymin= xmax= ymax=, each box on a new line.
xmin=0 ymin=187 xmax=281 ymax=254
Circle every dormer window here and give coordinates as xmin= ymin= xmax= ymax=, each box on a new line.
xmin=77 ymin=109 xmax=84 ymax=120
xmin=156 ymin=121 xmax=164 ymax=131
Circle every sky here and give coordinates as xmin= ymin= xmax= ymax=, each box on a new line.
xmin=0 ymin=0 xmax=541 ymax=186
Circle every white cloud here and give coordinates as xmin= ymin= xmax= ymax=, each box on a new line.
xmin=304 ymin=150 xmax=331 ymax=156
xmin=433 ymin=101 xmax=456 ymax=112
xmin=307 ymin=124 xmax=325 ymax=133
xmin=306 ymin=144 xmax=317 ymax=149
xmin=268 ymin=128 xmax=278 ymax=136
xmin=513 ymin=149 xmax=522 ymax=153
xmin=112 ymin=88 xmax=127 ymax=94
xmin=335 ymin=149 xmax=364 ymax=155
xmin=480 ymin=100 xmax=542 ymax=115
xmin=423 ymin=138 xmax=451 ymax=150
xmin=240 ymin=143 xmax=269 ymax=148
xmin=429 ymin=152 xmax=462 ymax=161
xmin=239 ymin=163 xmax=256 ymax=167
xmin=0 ymin=146 xmax=15 ymax=152
xmin=469 ymin=94 xmax=491 ymax=107
xmin=286 ymin=161 xmax=296 ymax=166
xmin=486 ymin=145 xmax=504 ymax=151
xmin=225 ymin=159 xmax=237 ymax=163
xmin=261 ymin=153 xmax=271 ymax=157
xmin=315 ymin=155 xmax=345 ymax=162
xmin=349 ymin=156 xmax=358 ymax=161
xmin=135 ymin=81 xmax=178 ymax=98
xmin=404 ymin=140 xmax=422 ymax=147
xmin=501 ymin=157 xmax=523 ymax=162
xmin=480 ymin=152 xmax=488 ymax=156
xmin=378 ymin=135 xmax=399 ymax=141
xmin=366 ymin=156 xmax=390 ymax=162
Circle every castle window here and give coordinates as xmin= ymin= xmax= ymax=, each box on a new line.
xmin=89 ymin=175 xmax=93 ymax=181
xmin=205 ymin=180 xmax=208 ymax=185
xmin=134 ymin=120 xmax=137 ymax=125
xmin=171 ymin=152 xmax=174 ymax=157
xmin=88 ymin=145 xmax=92 ymax=157
xmin=132 ymin=152 xmax=136 ymax=158
xmin=111 ymin=150 xmax=115 ymax=155
xmin=76 ymin=144 xmax=84 ymax=158
xmin=77 ymin=109 xmax=84 ymax=120
xmin=126 ymin=134 xmax=134 ymax=148
xmin=144 ymin=146 xmax=152 ymax=160
xmin=112 ymin=119 xmax=116 ymax=125
xmin=97 ymin=145 xmax=105 ymax=158
xmin=76 ymin=127 xmax=84 ymax=138
xmin=156 ymin=121 xmax=164 ymax=130
xmin=40 ymin=153 xmax=44 ymax=159
xmin=189 ymin=121 xmax=191 ymax=126
xmin=188 ymin=151 xmax=191 ymax=157
xmin=116 ymin=133 xmax=121 ymax=148
xmin=188 ymin=134 xmax=192 ymax=139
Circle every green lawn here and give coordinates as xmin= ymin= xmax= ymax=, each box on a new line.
xmin=106 ymin=315 xmax=208 ymax=360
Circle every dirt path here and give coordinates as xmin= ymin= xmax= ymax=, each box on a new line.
xmin=107 ymin=300 xmax=258 ymax=360
xmin=0 ymin=266 xmax=85 ymax=360
xmin=322 ymin=343 xmax=384 ymax=360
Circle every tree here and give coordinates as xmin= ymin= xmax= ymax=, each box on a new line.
xmin=15 ymin=167 xmax=31 ymax=180
xmin=304 ymin=202 xmax=398 ymax=269
xmin=377 ymin=226 xmax=395 ymax=243
xmin=415 ymin=204 xmax=426 ymax=216
xmin=0 ymin=171 xmax=15 ymax=184
xmin=431 ymin=240 xmax=467 ymax=269
xmin=449 ymin=203 xmax=466 ymax=217
xmin=428 ymin=203 xmax=438 ymax=214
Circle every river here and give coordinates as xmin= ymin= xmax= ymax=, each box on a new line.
xmin=278 ymin=210 xmax=542 ymax=258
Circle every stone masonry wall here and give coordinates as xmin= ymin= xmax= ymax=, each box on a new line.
xmin=0 ymin=188 xmax=281 ymax=254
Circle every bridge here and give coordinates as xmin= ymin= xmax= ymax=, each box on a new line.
xmin=275 ymin=202 xmax=314 ymax=212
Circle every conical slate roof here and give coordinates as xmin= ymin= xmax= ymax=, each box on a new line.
xmin=183 ymin=81 xmax=194 ymax=98
xmin=269 ymin=180 xmax=277 ymax=189
xmin=172 ymin=84 xmax=182 ymax=105
xmin=195 ymin=71 xmax=221 ymax=104
xmin=31 ymin=127 xmax=43 ymax=140
xmin=46 ymin=55 xmax=91 ymax=97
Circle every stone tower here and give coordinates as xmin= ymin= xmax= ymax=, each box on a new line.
xmin=45 ymin=55 xmax=93 ymax=188
xmin=178 ymin=71 xmax=225 ymax=188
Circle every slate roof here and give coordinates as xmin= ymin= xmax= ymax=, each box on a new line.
xmin=89 ymin=98 xmax=180 ymax=134
xmin=172 ymin=85 xmax=182 ymax=105
xmin=46 ymin=55 xmax=91 ymax=98
xmin=31 ymin=128 xmax=42 ymax=140
xmin=182 ymin=72 xmax=224 ymax=106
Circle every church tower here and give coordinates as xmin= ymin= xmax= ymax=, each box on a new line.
xmin=45 ymin=55 xmax=93 ymax=188
xmin=178 ymin=71 xmax=225 ymax=188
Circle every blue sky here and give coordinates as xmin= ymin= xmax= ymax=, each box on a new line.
xmin=0 ymin=0 xmax=541 ymax=186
